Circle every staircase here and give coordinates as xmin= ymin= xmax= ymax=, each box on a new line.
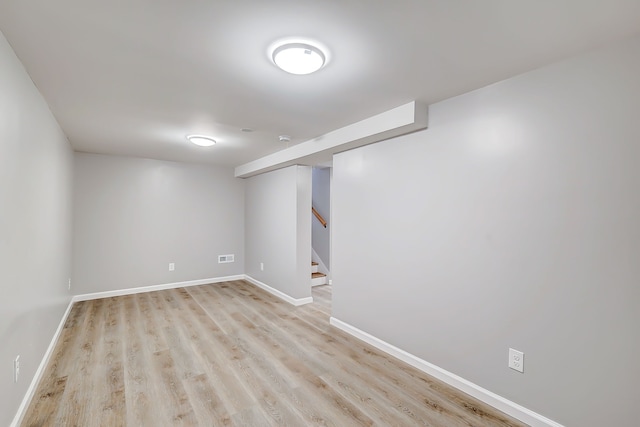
xmin=311 ymin=262 xmax=327 ymax=286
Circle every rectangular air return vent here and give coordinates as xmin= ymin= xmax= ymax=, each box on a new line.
xmin=218 ymin=254 xmax=235 ymax=263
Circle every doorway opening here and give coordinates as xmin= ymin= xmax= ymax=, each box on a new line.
xmin=311 ymin=165 xmax=332 ymax=310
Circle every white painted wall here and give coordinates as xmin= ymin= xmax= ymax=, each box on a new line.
xmin=0 ymin=31 xmax=73 ymax=426
xmin=72 ymin=153 xmax=244 ymax=293
xmin=332 ymin=34 xmax=640 ymax=427
xmin=245 ymin=166 xmax=312 ymax=300
xmin=312 ymin=167 xmax=331 ymax=270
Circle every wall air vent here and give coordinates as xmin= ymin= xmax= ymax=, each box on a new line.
xmin=218 ymin=254 xmax=235 ymax=263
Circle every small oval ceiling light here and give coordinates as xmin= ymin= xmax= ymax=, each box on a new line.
xmin=272 ymin=42 xmax=326 ymax=75
xmin=187 ymin=135 xmax=216 ymax=147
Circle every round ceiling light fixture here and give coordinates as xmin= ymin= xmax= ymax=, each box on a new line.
xmin=272 ymin=42 xmax=326 ymax=75
xmin=187 ymin=135 xmax=217 ymax=147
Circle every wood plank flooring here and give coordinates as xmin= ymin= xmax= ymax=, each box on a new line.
xmin=22 ymin=281 xmax=527 ymax=426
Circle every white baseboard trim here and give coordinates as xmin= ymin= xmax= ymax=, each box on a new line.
xmin=10 ymin=299 xmax=75 ymax=427
xmin=72 ymin=275 xmax=245 ymax=302
xmin=329 ymin=317 xmax=564 ymax=427
xmin=244 ymin=275 xmax=313 ymax=306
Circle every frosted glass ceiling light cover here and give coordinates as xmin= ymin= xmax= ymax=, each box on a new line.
xmin=187 ymin=135 xmax=216 ymax=147
xmin=272 ymin=43 xmax=326 ymax=75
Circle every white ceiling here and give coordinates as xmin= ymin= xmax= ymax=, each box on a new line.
xmin=1 ymin=1 xmax=639 ymax=167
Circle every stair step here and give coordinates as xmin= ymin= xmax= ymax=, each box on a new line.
xmin=312 ymin=262 xmax=318 ymax=266
xmin=311 ymin=271 xmax=327 ymax=287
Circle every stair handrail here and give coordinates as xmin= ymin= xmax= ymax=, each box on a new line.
xmin=312 ymin=206 xmax=327 ymax=228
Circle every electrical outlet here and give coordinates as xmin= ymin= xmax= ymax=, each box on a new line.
xmin=14 ymin=355 xmax=20 ymax=383
xmin=260 ymin=262 xmax=264 ymax=271
xmin=169 ymin=263 xmax=175 ymax=271
xmin=509 ymin=348 xmax=524 ymax=373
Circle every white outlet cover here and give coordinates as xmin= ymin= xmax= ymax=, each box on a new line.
xmin=169 ymin=263 xmax=175 ymax=271
xmin=509 ymin=348 xmax=524 ymax=373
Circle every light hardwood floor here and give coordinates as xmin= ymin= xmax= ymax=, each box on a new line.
xmin=22 ymin=281 xmax=527 ymax=426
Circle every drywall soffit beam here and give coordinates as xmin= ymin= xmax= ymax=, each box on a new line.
xmin=234 ymin=101 xmax=429 ymax=178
